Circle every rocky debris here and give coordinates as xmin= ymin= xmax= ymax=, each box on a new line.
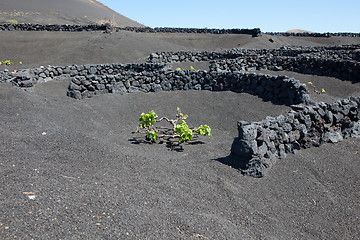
xmin=231 ymin=97 xmax=360 ymax=177
xmin=0 ymin=69 xmax=34 ymax=90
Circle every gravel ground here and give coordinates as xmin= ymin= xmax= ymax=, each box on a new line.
xmin=0 ymin=29 xmax=359 ymax=239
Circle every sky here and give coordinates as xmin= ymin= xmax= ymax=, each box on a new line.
xmin=99 ymin=0 xmax=360 ymax=33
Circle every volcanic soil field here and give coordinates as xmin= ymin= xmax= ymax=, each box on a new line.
xmin=1 ymin=16 xmax=360 ymax=240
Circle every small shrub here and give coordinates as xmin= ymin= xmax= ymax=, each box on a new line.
xmin=136 ymin=108 xmax=211 ymax=149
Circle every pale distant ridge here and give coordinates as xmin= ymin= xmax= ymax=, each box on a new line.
xmin=286 ymin=29 xmax=314 ymax=33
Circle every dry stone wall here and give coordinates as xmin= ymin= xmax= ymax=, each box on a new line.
xmin=265 ymin=32 xmax=360 ymax=38
xmin=212 ymin=56 xmax=360 ymax=83
xmin=148 ymin=45 xmax=360 ymax=82
xmin=231 ymin=97 xmax=360 ymax=177
xmin=0 ymin=23 xmax=109 ymax=32
xmin=148 ymin=45 xmax=360 ymax=63
xmin=67 ymin=67 xmax=309 ymax=105
xmin=0 ymin=23 xmax=261 ymax=36
xmin=0 ymin=63 xmax=310 ymax=105
xmin=1 ymin=44 xmax=360 ymax=178
xmin=1 ymin=23 xmax=358 ymax=38
xmin=118 ymin=27 xmax=261 ymax=36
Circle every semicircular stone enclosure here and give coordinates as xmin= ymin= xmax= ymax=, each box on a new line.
xmin=1 ymin=39 xmax=360 ymax=177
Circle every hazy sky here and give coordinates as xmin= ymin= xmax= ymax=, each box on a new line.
xmin=99 ymin=0 xmax=359 ymax=33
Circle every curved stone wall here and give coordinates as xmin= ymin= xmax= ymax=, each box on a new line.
xmin=211 ymin=56 xmax=360 ymax=83
xmin=147 ymin=45 xmax=360 ymax=82
xmin=67 ymin=66 xmax=309 ymax=105
xmin=1 ymin=45 xmax=360 ymax=178
xmin=231 ymin=97 xmax=360 ymax=177
xmin=0 ymin=62 xmax=310 ymax=105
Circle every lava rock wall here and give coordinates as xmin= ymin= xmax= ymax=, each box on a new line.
xmin=0 ymin=23 xmax=109 ymax=31
xmin=1 ymin=44 xmax=360 ymax=178
xmin=231 ymin=97 xmax=360 ymax=177
xmin=1 ymin=23 xmax=358 ymax=38
xmin=212 ymin=56 xmax=360 ymax=83
xmin=265 ymin=32 xmax=360 ymax=38
xmin=148 ymin=45 xmax=360 ymax=63
xmin=118 ymin=27 xmax=261 ymax=36
xmin=148 ymin=46 xmax=360 ymax=82
xmin=0 ymin=63 xmax=308 ymax=105
xmin=0 ymin=23 xmax=261 ymax=36
xmin=67 ymin=67 xmax=309 ymax=105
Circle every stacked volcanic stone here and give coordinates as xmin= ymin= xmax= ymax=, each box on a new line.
xmin=0 ymin=23 xmax=109 ymax=32
xmin=267 ymin=45 xmax=360 ymax=61
xmin=117 ymin=27 xmax=261 ymax=36
xmin=0 ymin=24 xmax=261 ymax=36
xmin=0 ymin=62 xmax=308 ymax=105
xmin=231 ymin=97 xmax=360 ymax=178
xmin=65 ymin=64 xmax=309 ymax=105
xmin=148 ymin=51 xmax=227 ymax=63
xmin=1 ymin=63 xmax=167 ymax=90
xmin=212 ymin=55 xmax=360 ymax=82
xmin=265 ymin=32 xmax=360 ymax=38
xmin=0 ymin=69 xmax=36 ymax=89
xmin=0 ymin=62 xmax=310 ymax=104
xmin=147 ymin=45 xmax=360 ymax=64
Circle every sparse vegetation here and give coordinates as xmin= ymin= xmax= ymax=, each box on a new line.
xmin=0 ymin=60 xmax=14 ymax=65
xmin=136 ymin=108 xmax=211 ymax=149
xmin=303 ymin=82 xmax=326 ymax=94
xmin=6 ymin=19 xmax=19 ymax=24
xmin=0 ymin=60 xmax=23 ymax=66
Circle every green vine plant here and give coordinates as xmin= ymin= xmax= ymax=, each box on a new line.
xmin=6 ymin=19 xmax=19 ymax=24
xmin=135 ymin=108 xmax=212 ymax=150
xmin=0 ymin=60 xmax=23 ymax=67
xmin=0 ymin=60 xmax=14 ymax=65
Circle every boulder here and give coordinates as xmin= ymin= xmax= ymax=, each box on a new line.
xmin=113 ymin=82 xmax=127 ymax=95
xmin=231 ymin=138 xmax=258 ymax=157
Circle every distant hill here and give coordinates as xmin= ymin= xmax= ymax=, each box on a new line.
xmin=0 ymin=0 xmax=144 ymax=27
xmin=286 ymin=29 xmax=314 ymax=34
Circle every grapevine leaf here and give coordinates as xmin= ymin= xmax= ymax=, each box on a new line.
xmin=195 ymin=125 xmax=212 ymax=136
xmin=175 ymin=120 xmax=194 ymax=143
xmin=147 ymin=130 xmax=158 ymax=142
xmin=139 ymin=110 xmax=158 ymax=128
